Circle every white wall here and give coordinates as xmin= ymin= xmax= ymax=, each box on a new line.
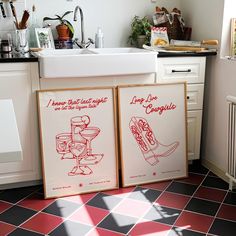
xmin=180 ymin=0 xmax=224 ymax=42
xmin=0 ymin=0 xmax=181 ymax=47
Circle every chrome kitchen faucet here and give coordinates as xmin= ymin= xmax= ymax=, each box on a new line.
xmin=73 ymin=5 xmax=94 ymax=48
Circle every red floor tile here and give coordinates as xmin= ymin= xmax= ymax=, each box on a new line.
xmin=87 ymin=227 xmax=125 ymax=236
xmin=156 ymin=192 xmax=190 ymax=210
xmin=141 ymin=181 xmax=172 ymax=191
xmin=18 ymin=193 xmax=55 ymax=211
xmin=61 ymin=192 xmax=97 ymax=205
xmin=0 ymin=221 xmax=16 ymax=236
xmin=177 ymin=173 xmax=205 ymax=185
xmin=217 ymin=204 xmax=236 ymax=222
xmin=103 ymin=187 xmax=135 ymax=198
xmin=21 ymin=212 xmax=64 ymax=234
xmin=194 ymin=186 xmax=227 ymax=202
xmin=69 ymin=205 xmax=109 ymax=226
xmin=112 ymin=198 xmax=152 ymax=218
xmin=174 ymin=211 xmax=214 ymax=233
xmin=0 ymin=201 xmax=12 ymax=214
xmin=129 ymin=220 xmax=171 ymax=236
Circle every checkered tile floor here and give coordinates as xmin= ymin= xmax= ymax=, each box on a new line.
xmin=0 ymin=164 xmax=236 ymax=236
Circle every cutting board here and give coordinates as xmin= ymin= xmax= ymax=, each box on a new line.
xmin=164 ymin=46 xmax=207 ymax=52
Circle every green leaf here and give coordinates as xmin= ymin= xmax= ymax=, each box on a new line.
xmin=61 ymin=11 xmax=73 ymax=19
xmin=65 ymin=20 xmax=74 ymax=38
xmin=43 ymin=16 xmax=60 ymax=21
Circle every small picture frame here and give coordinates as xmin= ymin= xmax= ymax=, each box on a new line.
xmin=35 ymin=28 xmax=55 ymax=49
xmin=230 ymin=18 xmax=236 ymax=56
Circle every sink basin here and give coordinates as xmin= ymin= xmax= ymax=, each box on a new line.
xmin=36 ymin=48 xmax=97 ymax=56
xmin=35 ymin=48 xmax=158 ymax=78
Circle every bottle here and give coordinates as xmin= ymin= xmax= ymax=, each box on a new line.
xmin=95 ymin=27 xmax=104 ymax=48
xmin=29 ymin=5 xmax=40 ymax=48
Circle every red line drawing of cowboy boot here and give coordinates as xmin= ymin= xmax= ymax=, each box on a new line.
xmin=129 ymin=118 xmax=158 ymax=166
xmin=129 ymin=117 xmax=179 ymax=166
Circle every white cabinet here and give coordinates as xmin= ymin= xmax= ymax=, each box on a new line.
xmin=0 ymin=63 xmax=41 ymax=187
xmin=156 ymin=57 xmax=206 ymax=160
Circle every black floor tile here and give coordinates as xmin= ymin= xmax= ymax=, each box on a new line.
xmin=49 ymin=220 xmax=92 ymax=236
xmin=9 ymin=228 xmax=44 ymax=236
xmin=166 ymin=181 xmax=198 ymax=196
xmin=97 ymin=212 xmax=138 ymax=234
xmin=127 ymin=186 xmax=162 ymax=203
xmin=224 ymin=191 xmax=236 ymax=206
xmin=143 ymin=205 xmax=181 ymax=225
xmin=208 ymin=171 xmax=218 ymax=177
xmin=36 ymin=186 xmax=44 ymax=194
xmin=42 ymin=199 xmax=81 ymax=218
xmin=209 ymin=218 xmax=236 ymax=236
xmin=0 ymin=205 xmax=37 ymax=226
xmin=188 ymin=162 xmax=209 ymax=175
xmin=168 ymin=227 xmax=205 ymax=236
xmin=202 ymin=176 xmax=229 ymax=190
xmin=0 ymin=186 xmax=40 ymax=204
xmin=185 ymin=197 xmax=220 ymax=216
xmin=86 ymin=192 xmax=122 ymax=211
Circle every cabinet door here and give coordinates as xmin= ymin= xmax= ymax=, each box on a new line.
xmin=0 ymin=63 xmax=41 ymax=185
xmin=186 ymin=84 xmax=204 ymax=110
xmin=187 ymin=110 xmax=202 ymax=160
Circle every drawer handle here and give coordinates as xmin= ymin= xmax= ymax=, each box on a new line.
xmin=187 ymin=96 xmax=190 ymax=100
xmin=172 ymin=69 xmax=191 ymax=73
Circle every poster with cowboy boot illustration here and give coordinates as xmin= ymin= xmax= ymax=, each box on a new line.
xmin=118 ymin=82 xmax=187 ymax=187
xmin=37 ymin=87 xmax=118 ymax=199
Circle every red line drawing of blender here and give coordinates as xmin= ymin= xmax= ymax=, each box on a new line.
xmin=129 ymin=116 xmax=179 ymax=166
xmin=56 ymin=115 xmax=104 ymax=176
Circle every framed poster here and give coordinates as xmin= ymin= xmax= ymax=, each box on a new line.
xmin=230 ymin=18 xmax=236 ymax=56
xmin=37 ymin=87 xmax=118 ymax=198
xmin=118 ymin=83 xmax=188 ymax=187
xmin=35 ymin=28 xmax=55 ymax=49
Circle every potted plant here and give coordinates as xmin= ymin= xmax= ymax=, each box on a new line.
xmin=128 ymin=15 xmax=152 ymax=48
xmin=43 ymin=11 xmax=74 ymax=41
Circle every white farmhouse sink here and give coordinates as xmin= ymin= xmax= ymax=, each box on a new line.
xmin=35 ymin=48 xmax=158 ymax=78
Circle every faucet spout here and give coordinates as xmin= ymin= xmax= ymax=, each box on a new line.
xmin=73 ymin=5 xmax=94 ymax=49
xmin=73 ymin=5 xmax=85 ymax=45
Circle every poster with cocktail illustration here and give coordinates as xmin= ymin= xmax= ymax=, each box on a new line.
xmin=37 ymin=87 xmax=118 ymax=198
xmin=118 ymin=83 xmax=188 ymax=187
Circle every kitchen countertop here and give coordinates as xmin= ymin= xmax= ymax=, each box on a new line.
xmin=0 ymin=52 xmax=38 ymax=63
xmin=157 ymin=50 xmax=217 ymax=57
xmin=0 ymin=49 xmax=217 ymax=63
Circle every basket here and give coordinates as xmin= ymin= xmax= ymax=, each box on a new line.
xmin=153 ymin=7 xmax=185 ymax=40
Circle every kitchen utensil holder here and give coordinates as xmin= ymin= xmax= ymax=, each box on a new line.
xmin=15 ymin=28 xmax=29 ymax=54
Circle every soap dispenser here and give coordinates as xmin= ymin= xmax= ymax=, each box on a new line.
xmin=95 ymin=27 xmax=104 ymax=48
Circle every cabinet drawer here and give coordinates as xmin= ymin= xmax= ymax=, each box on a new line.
xmin=156 ymin=57 xmax=206 ymax=84
xmin=186 ymin=84 xmax=204 ymax=110
xmin=187 ymin=110 xmax=202 ymax=160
